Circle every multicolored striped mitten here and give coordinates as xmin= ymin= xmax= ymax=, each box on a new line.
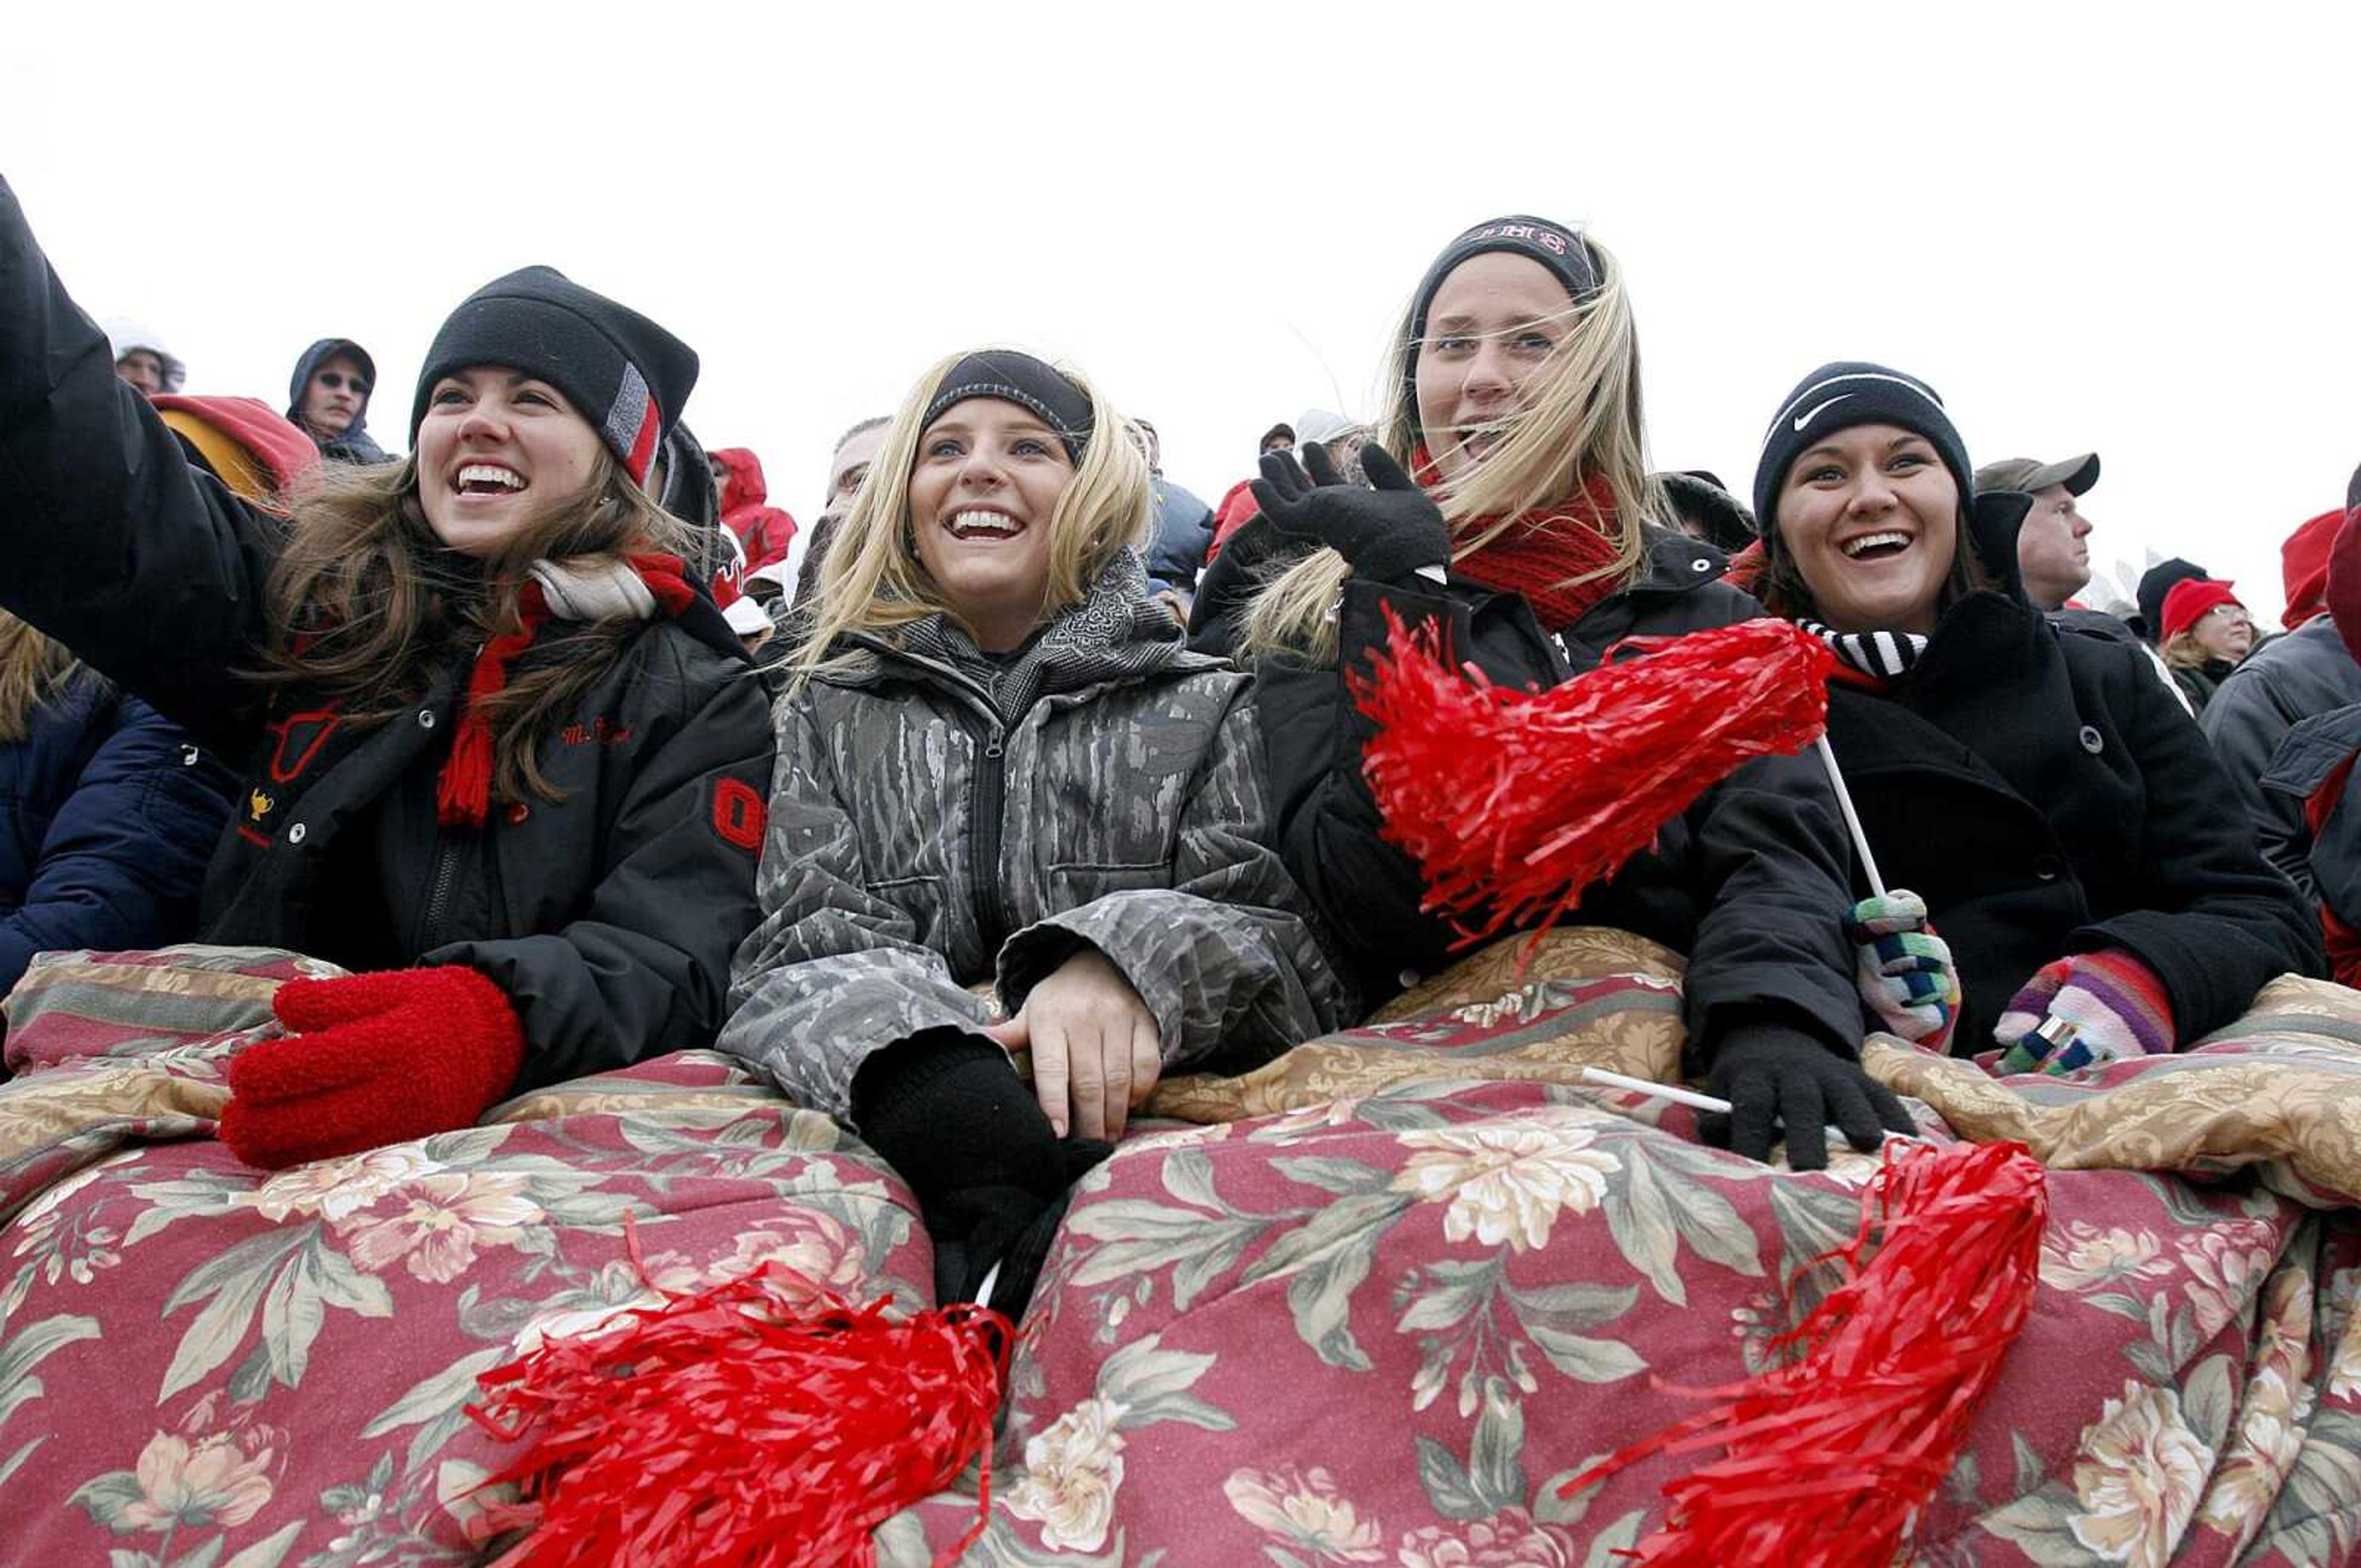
xmin=1993 ymin=950 xmax=2175 ymax=1076
xmin=1845 ymin=891 xmax=1961 ymax=1052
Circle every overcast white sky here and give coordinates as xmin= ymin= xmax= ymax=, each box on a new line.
xmin=7 ymin=3 xmax=2356 ymax=621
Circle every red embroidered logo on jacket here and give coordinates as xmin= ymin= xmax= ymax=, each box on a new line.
xmin=266 ymin=708 xmax=342 ymax=782
xmin=713 ymin=778 xmax=766 ymax=851
xmin=561 ymin=717 xmax=635 ymax=747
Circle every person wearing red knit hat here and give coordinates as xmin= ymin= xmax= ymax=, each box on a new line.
xmin=0 ymin=175 xmax=773 ymax=1168
xmin=2157 ymin=578 xmax=2255 ymax=713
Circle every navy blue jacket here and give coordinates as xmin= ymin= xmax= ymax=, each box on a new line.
xmin=1 ymin=675 xmax=234 ymax=995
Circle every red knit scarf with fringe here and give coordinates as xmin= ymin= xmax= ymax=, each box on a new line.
xmin=1414 ymin=446 xmax=1625 ymax=631
xmin=433 ymin=552 xmax=697 ymax=829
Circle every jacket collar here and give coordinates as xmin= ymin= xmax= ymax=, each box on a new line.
xmin=830 ymin=548 xmax=1215 ymax=709
xmin=1624 ymin=526 xmax=1729 ymax=598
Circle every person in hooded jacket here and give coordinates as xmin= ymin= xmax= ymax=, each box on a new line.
xmin=1748 ymin=360 xmax=2321 ymax=1074
xmin=103 ymin=318 xmax=184 ymax=396
xmin=0 ymin=175 xmax=773 ymax=1168
xmin=711 ymin=446 xmax=798 ymax=575
xmin=1219 ymin=216 xmax=1907 ymax=1173
xmin=720 ymin=348 xmax=1347 ymax=1314
xmin=287 ymin=337 xmax=390 ymax=465
xmin=0 ymin=612 xmax=235 ymax=1038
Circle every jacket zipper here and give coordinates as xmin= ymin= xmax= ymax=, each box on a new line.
xmin=968 ymin=722 xmax=1011 ymax=955
xmin=419 ymin=833 xmax=462 ymax=954
xmin=840 ymin=634 xmax=1022 ymax=956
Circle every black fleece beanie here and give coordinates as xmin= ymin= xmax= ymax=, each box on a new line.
xmin=409 ymin=266 xmax=698 ymax=488
xmin=1750 ymin=361 xmax=1975 ymax=545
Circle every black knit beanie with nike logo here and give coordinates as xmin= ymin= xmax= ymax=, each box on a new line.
xmin=1751 ymin=361 xmax=1974 ymax=537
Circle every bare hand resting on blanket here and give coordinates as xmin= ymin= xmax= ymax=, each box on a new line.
xmin=985 ymin=950 xmax=1161 ymax=1141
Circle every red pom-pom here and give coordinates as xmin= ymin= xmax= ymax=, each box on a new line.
xmin=1561 ymin=1139 xmax=2049 ymax=1566
xmin=1350 ymin=610 xmax=1835 ymax=948
xmin=469 ymin=1221 xmax=1011 ymax=1566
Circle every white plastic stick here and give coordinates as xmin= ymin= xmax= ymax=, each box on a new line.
xmin=1581 ymin=1066 xmax=1730 ymax=1116
xmin=1813 ymin=735 xmax=1886 ymax=900
xmin=1579 ymin=1066 xmax=1920 ymax=1145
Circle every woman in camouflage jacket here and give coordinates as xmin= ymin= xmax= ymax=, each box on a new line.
xmin=718 ymin=350 xmax=1347 ymax=1312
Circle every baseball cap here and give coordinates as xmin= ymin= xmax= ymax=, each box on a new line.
xmin=1974 ymin=452 xmax=2100 ymax=497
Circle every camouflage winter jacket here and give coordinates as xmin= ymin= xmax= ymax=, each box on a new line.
xmin=718 ymin=552 xmax=1349 ymax=1116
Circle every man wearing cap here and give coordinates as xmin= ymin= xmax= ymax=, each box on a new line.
xmin=1975 ymin=452 xmax=2098 ymax=612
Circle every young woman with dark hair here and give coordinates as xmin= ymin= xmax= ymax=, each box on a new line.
xmin=0 ymin=176 xmax=773 ymax=1165
xmin=1750 ymin=360 xmax=2321 ymax=1070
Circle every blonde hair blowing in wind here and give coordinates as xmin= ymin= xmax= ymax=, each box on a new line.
xmin=783 ymin=350 xmax=1152 ymax=694
xmin=1243 ymin=232 xmax=1662 ymax=664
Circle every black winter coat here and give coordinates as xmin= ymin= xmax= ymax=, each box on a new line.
xmin=1821 ymin=589 xmax=2322 ymax=1050
xmin=1 ymin=674 xmax=234 ymax=996
xmin=1254 ymin=529 xmax=1865 ymax=1061
xmin=0 ymin=176 xmax=775 ymax=1088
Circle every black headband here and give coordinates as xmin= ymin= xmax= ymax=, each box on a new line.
xmin=1404 ymin=215 xmax=1599 ymax=420
xmin=921 ymin=351 xmax=1094 ymax=463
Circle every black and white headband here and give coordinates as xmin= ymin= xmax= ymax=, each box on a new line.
xmin=921 ymin=350 xmax=1095 ymax=463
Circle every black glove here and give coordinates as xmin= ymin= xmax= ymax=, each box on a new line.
xmin=1698 ymin=1024 xmax=1913 ymax=1172
xmin=1249 ymin=441 xmax=1450 ymax=584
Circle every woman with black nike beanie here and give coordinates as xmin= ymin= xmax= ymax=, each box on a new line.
xmin=0 ymin=176 xmax=773 ymax=1166
xmin=1750 ymin=358 xmax=2320 ymax=1072
xmin=1235 ymin=216 xmax=1910 ymax=1172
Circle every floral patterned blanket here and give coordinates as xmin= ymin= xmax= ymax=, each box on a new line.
xmin=2 ymin=938 xmax=2359 ymax=1566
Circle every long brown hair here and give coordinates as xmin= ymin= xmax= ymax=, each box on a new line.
xmin=0 ymin=612 xmax=84 ymax=744
xmin=251 ymin=447 xmax=697 ymax=804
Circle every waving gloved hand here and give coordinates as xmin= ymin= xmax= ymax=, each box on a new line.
xmin=1993 ymin=950 xmax=2175 ymax=1076
xmin=220 ymin=966 xmax=526 ymax=1169
xmin=1700 ymin=1023 xmax=1913 ymax=1172
xmin=1844 ymin=891 xmax=1962 ymax=1051
xmin=1249 ymin=441 xmax=1451 ymax=584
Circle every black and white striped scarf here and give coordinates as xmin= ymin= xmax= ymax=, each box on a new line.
xmin=1798 ymin=618 xmax=1928 ymax=681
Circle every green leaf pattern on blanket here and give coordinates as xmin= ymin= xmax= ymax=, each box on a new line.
xmin=0 ymin=1029 xmax=934 ymax=1563
xmin=951 ymin=1073 xmax=2361 ymax=1566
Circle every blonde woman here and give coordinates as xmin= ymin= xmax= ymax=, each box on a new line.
xmin=2156 ymin=578 xmax=2256 ymax=714
xmin=1240 ymin=216 xmax=1907 ymax=1172
xmin=721 ymin=349 xmax=1345 ymax=1313
xmin=0 ymin=177 xmax=772 ymax=1165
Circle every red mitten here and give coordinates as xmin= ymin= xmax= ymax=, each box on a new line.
xmin=220 ymin=966 xmax=526 ymax=1169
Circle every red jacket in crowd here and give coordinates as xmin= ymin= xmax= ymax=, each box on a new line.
xmin=713 ymin=447 xmax=798 ymax=575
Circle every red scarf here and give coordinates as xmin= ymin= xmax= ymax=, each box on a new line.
xmin=434 ymin=552 xmax=696 ymax=829
xmin=1412 ymin=447 xmax=1625 ymax=630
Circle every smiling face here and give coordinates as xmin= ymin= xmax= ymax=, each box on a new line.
xmin=906 ymin=396 xmax=1075 ymax=651
xmin=414 ymin=368 xmax=606 ymax=557
xmin=299 ymin=352 xmax=370 ymax=439
xmin=1776 ymin=422 xmax=1961 ymax=636
xmin=1414 ymin=252 xmax=1575 ymax=483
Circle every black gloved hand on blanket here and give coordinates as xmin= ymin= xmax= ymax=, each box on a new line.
xmin=852 ymin=1030 xmax=1109 ymax=1318
xmin=1698 ymin=1022 xmax=1912 ymax=1173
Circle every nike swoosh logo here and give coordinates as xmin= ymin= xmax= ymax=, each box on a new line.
xmin=1793 ymin=394 xmax=1853 ymax=432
